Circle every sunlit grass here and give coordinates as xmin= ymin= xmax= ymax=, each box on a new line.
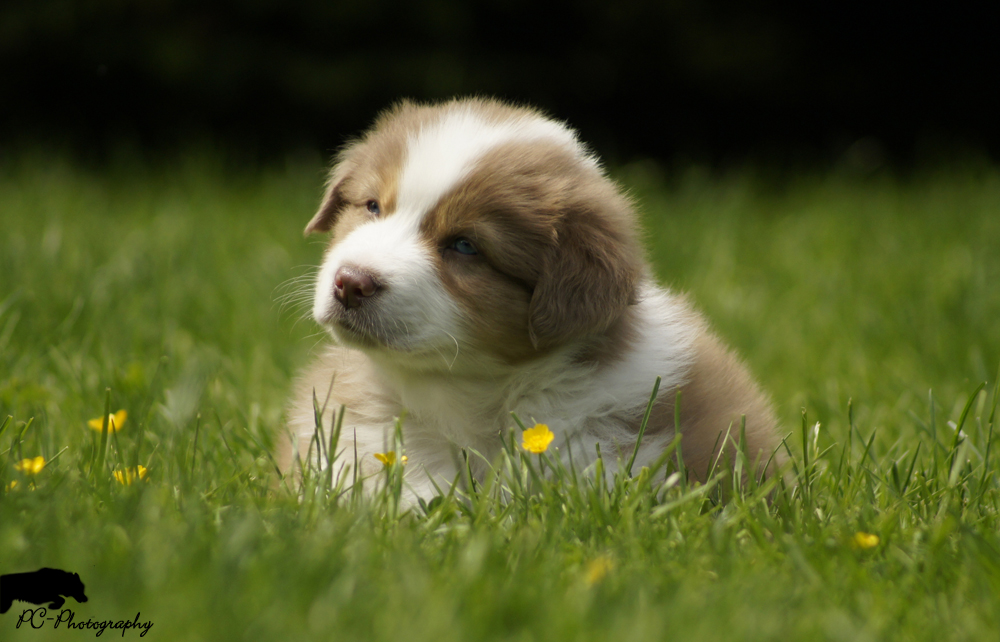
xmin=2 ymin=155 xmax=999 ymax=640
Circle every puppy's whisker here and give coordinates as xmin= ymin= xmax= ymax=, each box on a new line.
xmin=444 ymin=332 xmax=461 ymax=370
xmin=273 ymin=272 xmax=320 ymax=317
xmin=306 ymin=335 xmax=327 ymax=354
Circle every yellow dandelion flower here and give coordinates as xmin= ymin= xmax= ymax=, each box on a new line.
xmin=112 ymin=465 xmax=148 ymax=486
xmin=852 ymin=532 xmax=880 ymax=549
xmin=585 ymin=555 xmax=614 ymax=586
xmin=14 ymin=456 xmax=46 ymax=475
xmin=373 ymin=451 xmax=407 ymax=467
xmin=89 ymin=409 xmax=128 ymax=433
xmin=521 ymin=423 xmax=554 ymax=454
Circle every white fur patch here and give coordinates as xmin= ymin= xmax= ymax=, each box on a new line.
xmin=396 ymin=105 xmax=595 ymax=217
xmin=313 ymin=213 xmax=461 ymax=358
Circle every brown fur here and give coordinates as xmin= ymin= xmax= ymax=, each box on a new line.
xmin=417 ymin=137 xmax=644 ymax=362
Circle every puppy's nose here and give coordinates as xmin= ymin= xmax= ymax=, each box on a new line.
xmin=334 ymin=266 xmax=380 ymax=309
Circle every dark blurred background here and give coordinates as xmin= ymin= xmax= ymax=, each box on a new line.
xmin=2 ymin=0 xmax=997 ymax=167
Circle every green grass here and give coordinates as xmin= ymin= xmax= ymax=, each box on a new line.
xmin=2 ymin=154 xmax=1000 ymax=641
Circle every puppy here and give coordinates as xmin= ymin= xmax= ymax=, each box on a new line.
xmin=279 ymin=98 xmax=779 ymax=501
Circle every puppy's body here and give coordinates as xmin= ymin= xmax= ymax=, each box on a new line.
xmin=280 ymin=98 xmax=778 ymax=500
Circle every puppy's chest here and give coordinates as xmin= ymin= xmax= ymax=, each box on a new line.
xmin=391 ymin=380 xmax=509 ymax=445
xmin=385 ymin=373 xmax=605 ymax=450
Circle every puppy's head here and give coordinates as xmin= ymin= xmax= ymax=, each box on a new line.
xmin=308 ymin=98 xmax=644 ymax=371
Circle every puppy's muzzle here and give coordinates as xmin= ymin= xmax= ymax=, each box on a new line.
xmin=334 ymin=265 xmax=381 ymax=309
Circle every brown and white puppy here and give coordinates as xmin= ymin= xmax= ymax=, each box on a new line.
xmin=279 ymin=97 xmax=779 ymax=501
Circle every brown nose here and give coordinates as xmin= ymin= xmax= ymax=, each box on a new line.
xmin=334 ymin=266 xmax=380 ymax=309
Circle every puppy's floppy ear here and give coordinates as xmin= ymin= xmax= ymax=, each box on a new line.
xmin=528 ymin=197 xmax=644 ymax=349
xmin=304 ymin=152 xmax=356 ymax=236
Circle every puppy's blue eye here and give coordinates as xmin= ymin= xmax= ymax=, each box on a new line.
xmin=449 ymin=238 xmax=478 ymax=255
xmin=366 ymin=200 xmax=381 ymax=215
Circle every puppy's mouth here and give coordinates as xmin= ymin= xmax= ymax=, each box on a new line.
xmin=322 ymin=302 xmax=420 ymax=354
xmin=329 ymin=313 xmax=387 ymax=349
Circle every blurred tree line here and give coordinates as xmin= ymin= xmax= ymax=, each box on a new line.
xmin=1 ymin=0 xmax=996 ymax=165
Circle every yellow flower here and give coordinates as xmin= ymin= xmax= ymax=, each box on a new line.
xmin=14 ymin=456 xmax=46 ymax=475
xmin=852 ymin=532 xmax=880 ymax=549
xmin=585 ymin=555 xmax=614 ymax=586
xmin=89 ymin=409 xmax=128 ymax=433
xmin=112 ymin=465 xmax=148 ymax=485
xmin=6 ymin=480 xmax=18 ymax=491
xmin=373 ymin=451 xmax=407 ymax=467
xmin=521 ymin=423 xmax=554 ymax=454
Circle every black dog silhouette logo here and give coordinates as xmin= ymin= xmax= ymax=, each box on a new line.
xmin=0 ymin=568 xmax=88 ymax=614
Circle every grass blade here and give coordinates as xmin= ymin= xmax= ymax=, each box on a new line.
xmin=626 ymin=376 xmax=661 ymax=478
